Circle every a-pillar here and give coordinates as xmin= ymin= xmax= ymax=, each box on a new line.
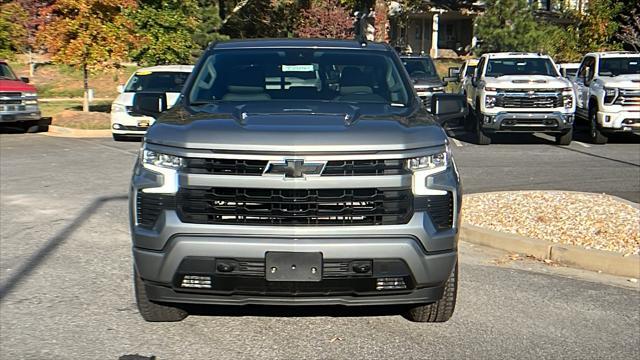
xmin=430 ymin=13 xmax=439 ymax=58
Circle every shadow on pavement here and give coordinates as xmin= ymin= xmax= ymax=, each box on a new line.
xmin=0 ymin=194 xmax=128 ymax=301
xmin=181 ymin=303 xmax=407 ymax=319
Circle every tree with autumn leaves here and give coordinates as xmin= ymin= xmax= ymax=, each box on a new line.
xmin=37 ymin=0 xmax=138 ymax=111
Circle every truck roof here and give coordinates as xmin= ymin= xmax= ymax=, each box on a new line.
xmin=584 ymin=51 xmax=640 ymax=58
xmin=212 ymin=38 xmax=390 ymax=51
xmin=482 ymin=52 xmax=550 ymax=59
xmin=135 ymin=65 xmax=194 ymax=73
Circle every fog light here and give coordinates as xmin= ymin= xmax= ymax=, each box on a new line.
xmin=112 ymin=123 xmax=122 ymax=130
xmin=484 ymin=116 xmax=492 ymax=124
xmin=181 ymin=275 xmax=212 ymax=288
xmin=376 ymin=277 xmax=407 ymax=290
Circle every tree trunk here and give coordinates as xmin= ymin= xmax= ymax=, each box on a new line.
xmin=83 ymin=63 xmax=89 ymax=112
xmin=28 ymin=50 xmax=34 ymax=77
xmin=374 ymin=0 xmax=389 ymax=42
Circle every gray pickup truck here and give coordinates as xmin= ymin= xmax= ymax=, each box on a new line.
xmin=130 ymin=39 xmax=465 ymax=323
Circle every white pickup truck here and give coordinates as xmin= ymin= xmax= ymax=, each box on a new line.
xmin=466 ymin=52 xmax=576 ymax=145
xmin=571 ymin=52 xmax=640 ymax=144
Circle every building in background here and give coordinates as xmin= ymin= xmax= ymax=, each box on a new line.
xmin=389 ymin=0 xmax=588 ymax=58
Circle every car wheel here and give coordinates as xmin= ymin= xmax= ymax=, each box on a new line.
xmin=403 ymin=261 xmax=458 ymax=323
xmin=589 ymin=106 xmax=608 ymax=145
xmin=555 ymin=128 xmax=573 ymax=146
xmin=134 ymin=267 xmax=188 ymax=322
xmin=475 ymin=107 xmax=491 ymax=145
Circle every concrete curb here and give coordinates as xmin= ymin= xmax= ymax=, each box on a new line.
xmin=45 ymin=125 xmax=111 ymax=138
xmin=460 ymin=223 xmax=640 ymax=278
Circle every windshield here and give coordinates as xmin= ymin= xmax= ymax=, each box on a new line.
xmin=598 ymin=57 xmax=640 ymax=76
xmin=485 ymin=58 xmax=558 ymax=77
xmin=464 ymin=65 xmax=476 ymax=77
xmin=0 ymin=64 xmax=18 ymax=80
xmin=401 ymin=58 xmax=438 ymax=79
xmin=125 ymin=71 xmax=190 ymax=93
xmin=189 ymin=49 xmax=410 ymax=106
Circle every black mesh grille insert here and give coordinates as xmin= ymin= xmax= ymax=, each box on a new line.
xmin=177 ymin=187 xmax=413 ymax=225
xmin=322 ymin=159 xmax=407 ymax=176
xmin=422 ymin=193 xmax=454 ymax=231
xmin=136 ymin=192 xmax=175 ymax=229
xmin=183 ymin=158 xmax=268 ymax=175
xmin=496 ymin=95 xmax=562 ymax=108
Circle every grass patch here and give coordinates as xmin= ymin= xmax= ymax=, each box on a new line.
xmin=40 ymin=100 xmax=112 ymax=117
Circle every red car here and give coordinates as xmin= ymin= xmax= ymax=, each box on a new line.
xmin=0 ymin=60 xmax=50 ymax=132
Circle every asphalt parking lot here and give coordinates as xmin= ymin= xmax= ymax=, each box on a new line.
xmin=0 ymin=132 xmax=639 ymax=359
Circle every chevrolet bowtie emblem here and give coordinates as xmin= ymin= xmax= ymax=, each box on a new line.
xmin=264 ymin=159 xmax=325 ymax=178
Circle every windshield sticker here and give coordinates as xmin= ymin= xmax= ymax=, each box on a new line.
xmin=630 ymin=62 xmax=638 ymax=65
xmin=282 ymin=65 xmax=315 ymax=72
xmin=516 ymin=62 xmax=527 ymax=66
xmin=136 ymin=70 xmax=152 ymax=76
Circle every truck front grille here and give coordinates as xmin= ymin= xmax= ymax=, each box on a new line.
xmin=322 ymin=159 xmax=406 ymax=176
xmin=496 ymin=93 xmax=562 ymax=108
xmin=182 ymin=158 xmax=408 ymax=176
xmin=176 ymin=187 xmax=413 ymax=226
xmin=614 ymin=89 xmax=640 ymax=106
xmin=184 ymin=158 xmax=268 ymax=175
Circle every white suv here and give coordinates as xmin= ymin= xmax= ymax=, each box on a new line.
xmin=111 ymin=65 xmax=193 ymax=141
xmin=571 ymin=52 xmax=640 ymax=144
xmin=466 ymin=52 xmax=576 ymax=145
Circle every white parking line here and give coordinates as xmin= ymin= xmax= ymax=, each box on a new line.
xmin=450 ymin=138 xmax=463 ymax=147
xmin=573 ymin=141 xmax=592 ymax=148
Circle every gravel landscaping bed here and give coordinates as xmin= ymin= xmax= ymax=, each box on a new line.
xmin=462 ymin=191 xmax=640 ymax=256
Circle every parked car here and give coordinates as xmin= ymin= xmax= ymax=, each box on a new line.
xmin=0 ymin=60 xmax=50 ymax=132
xmin=466 ymin=52 xmax=576 ymax=145
xmin=400 ymin=54 xmax=446 ymax=110
xmin=571 ymin=51 xmax=640 ymax=144
xmin=110 ymin=65 xmax=193 ymax=141
xmin=557 ymin=63 xmax=580 ymax=78
xmin=130 ymin=39 xmax=467 ymax=323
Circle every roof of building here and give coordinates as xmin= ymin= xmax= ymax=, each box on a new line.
xmin=212 ymin=38 xmax=389 ymax=51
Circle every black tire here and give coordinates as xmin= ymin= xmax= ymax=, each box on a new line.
xmin=23 ymin=124 xmax=41 ymax=133
xmin=403 ymin=261 xmax=458 ymax=323
xmin=555 ymin=128 xmax=573 ymax=146
xmin=112 ymin=134 xmax=128 ymax=141
xmin=134 ymin=268 xmax=188 ymax=322
xmin=589 ymin=105 xmax=608 ymax=144
xmin=474 ymin=106 xmax=491 ymax=145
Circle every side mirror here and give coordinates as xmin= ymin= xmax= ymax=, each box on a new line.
xmin=20 ymin=77 xmax=29 ymax=83
xmin=130 ymin=92 xmax=168 ymax=118
xmin=431 ymin=93 xmax=467 ymax=125
xmin=448 ymin=67 xmax=460 ymax=77
xmin=116 ymin=84 xmax=125 ymax=93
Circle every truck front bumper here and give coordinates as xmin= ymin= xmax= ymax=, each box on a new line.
xmin=597 ymin=108 xmax=640 ymax=133
xmin=480 ymin=111 xmax=574 ymax=133
xmin=132 ymin=211 xmax=458 ymax=306
xmin=0 ymin=110 xmax=43 ymax=123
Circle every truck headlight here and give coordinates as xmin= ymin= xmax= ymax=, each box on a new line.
xmin=604 ymin=88 xmax=617 ymax=104
xmin=431 ymin=86 xmax=444 ymax=92
xmin=142 ymin=149 xmax=184 ymax=169
xmin=111 ymin=103 xmax=127 ymax=113
xmin=485 ymin=95 xmax=496 ymax=108
xmin=407 ymin=149 xmax=449 ymax=196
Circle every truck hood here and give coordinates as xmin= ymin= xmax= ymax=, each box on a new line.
xmin=595 ymin=74 xmax=640 ymax=89
xmin=146 ymin=102 xmax=446 ymax=153
xmin=112 ymin=91 xmax=181 ymax=107
xmin=412 ymin=77 xmax=444 ymax=88
xmin=484 ymin=75 xmax=571 ymax=89
xmin=0 ymin=79 xmax=37 ymax=92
